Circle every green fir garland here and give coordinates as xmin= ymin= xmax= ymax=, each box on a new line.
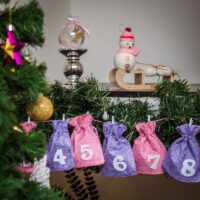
xmin=46 ymin=78 xmax=200 ymax=148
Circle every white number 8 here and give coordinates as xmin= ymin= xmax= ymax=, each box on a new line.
xmin=81 ymin=144 xmax=93 ymax=161
xmin=113 ymin=155 xmax=127 ymax=172
xmin=181 ymin=159 xmax=196 ymax=177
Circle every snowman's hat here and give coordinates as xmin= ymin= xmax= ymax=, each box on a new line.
xmin=120 ymin=27 xmax=135 ymax=42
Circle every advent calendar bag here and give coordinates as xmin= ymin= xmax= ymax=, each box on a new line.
xmin=69 ymin=114 xmax=105 ymax=168
xmin=163 ymin=124 xmax=200 ymax=182
xmin=101 ymin=121 xmax=137 ymax=177
xmin=47 ymin=120 xmax=74 ymax=171
xmin=133 ymin=121 xmax=167 ymax=174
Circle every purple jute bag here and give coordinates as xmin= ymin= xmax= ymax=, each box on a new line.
xmin=101 ymin=121 xmax=137 ymax=177
xmin=47 ymin=120 xmax=74 ymax=171
xmin=163 ymin=124 xmax=200 ymax=183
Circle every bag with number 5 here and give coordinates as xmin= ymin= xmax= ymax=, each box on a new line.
xmin=133 ymin=121 xmax=167 ymax=174
xmin=100 ymin=121 xmax=137 ymax=177
xmin=163 ymin=124 xmax=200 ymax=182
xmin=47 ymin=120 xmax=74 ymax=171
xmin=69 ymin=114 xmax=105 ymax=168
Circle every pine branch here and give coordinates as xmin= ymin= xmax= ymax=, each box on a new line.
xmin=155 ymin=80 xmax=200 ymax=147
xmin=3 ymin=130 xmax=46 ymax=163
xmin=0 ymin=0 xmax=44 ymax=46
xmin=0 ymin=179 xmax=64 ymax=200
xmin=0 ymin=77 xmax=16 ymax=145
xmin=0 ymin=0 xmax=10 ymax=4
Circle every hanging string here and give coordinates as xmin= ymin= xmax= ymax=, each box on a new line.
xmin=9 ymin=7 xmax=12 ymax=24
xmin=28 ymin=116 xmax=193 ymax=125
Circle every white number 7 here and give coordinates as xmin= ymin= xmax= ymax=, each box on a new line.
xmin=147 ymin=155 xmax=160 ymax=170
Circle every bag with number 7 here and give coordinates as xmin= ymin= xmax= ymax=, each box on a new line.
xmin=100 ymin=121 xmax=137 ymax=177
xmin=133 ymin=121 xmax=167 ymax=174
xmin=69 ymin=114 xmax=105 ymax=168
xmin=163 ymin=124 xmax=200 ymax=182
xmin=47 ymin=120 xmax=74 ymax=171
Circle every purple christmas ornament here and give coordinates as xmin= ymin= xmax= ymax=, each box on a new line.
xmin=101 ymin=121 xmax=137 ymax=177
xmin=163 ymin=124 xmax=200 ymax=183
xmin=47 ymin=120 xmax=74 ymax=171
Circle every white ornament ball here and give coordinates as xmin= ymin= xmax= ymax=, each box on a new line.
xmin=102 ymin=111 xmax=109 ymax=121
xmin=58 ymin=22 xmax=85 ymax=49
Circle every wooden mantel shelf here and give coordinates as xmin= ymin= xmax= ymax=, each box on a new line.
xmin=100 ymin=83 xmax=200 ymax=97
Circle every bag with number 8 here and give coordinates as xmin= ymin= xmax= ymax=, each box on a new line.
xmin=69 ymin=114 xmax=105 ymax=168
xmin=163 ymin=124 xmax=200 ymax=182
xmin=47 ymin=120 xmax=74 ymax=171
xmin=100 ymin=121 xmax=137 ymax=177
xmin=133 ymin=121 xmax=167 ymax=174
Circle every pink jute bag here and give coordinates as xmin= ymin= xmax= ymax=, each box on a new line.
xmin=132 ymin=121 xmax=167 ymax=174
xmin=69 ymin=114 xmax=105 ymax=168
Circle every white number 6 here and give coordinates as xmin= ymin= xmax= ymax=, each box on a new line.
xmin=81 ymin=144 xmax=93 ymax=161
xmin=113 ymin=155 xmax=127 ymax=171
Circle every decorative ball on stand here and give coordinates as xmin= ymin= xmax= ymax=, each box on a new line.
xmin=58 ymin=16 xmax=89 ymax=86
xmin=58 ymin=17 xmax=86 ymax=49
xmin=27 ymin=94 xmax=53 ymax=121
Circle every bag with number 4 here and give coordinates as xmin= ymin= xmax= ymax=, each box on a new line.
xmin=163 ymin=124 xmax=200 ymax=182
xmin=133 ymin=121 xmax=167 ymax=174
xmin=47 ymin=120 xmax=74 ymax=171
xmin=69 ymin=114 xmax=105 ymax=168
xmin=101 ymin=121 xmax=137 ymax=177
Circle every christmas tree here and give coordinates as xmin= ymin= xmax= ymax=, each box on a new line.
xmin=0 ymin=0 xmax=63 ymax=199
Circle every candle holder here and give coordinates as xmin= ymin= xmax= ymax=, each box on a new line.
xmin=59 ymin=48 xmax=87 ymax=86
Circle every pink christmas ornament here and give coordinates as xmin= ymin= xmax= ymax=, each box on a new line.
xmin=17 ymin=121 xmax=37 ymax=174
xmin=17 ymin=162 xmax=34 ymax=174
xmin=8 ymin=30 xmax=24 ymax=65
xmin=0 ymin=29 xmax=24 ymax=65
xmin=20 ymin=121 xmax=37 ymax=135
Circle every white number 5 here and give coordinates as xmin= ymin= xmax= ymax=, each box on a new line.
xmin=81 ymin=144 xmax=93 ymax=161
xmin=147 ymin=154 xmax=160 ymax=170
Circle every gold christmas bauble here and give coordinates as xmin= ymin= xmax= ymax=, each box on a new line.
xmin=27 ymin=95 xmax=53 ymax=121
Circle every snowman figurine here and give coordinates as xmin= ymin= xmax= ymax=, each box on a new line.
xmin=114 ymin=27 xmax=140 ymax=73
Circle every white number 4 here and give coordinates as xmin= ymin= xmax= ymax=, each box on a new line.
xmin=53 ymin=149 xmax=66 ymax=165
xmin=81 ymin=144 xmax=93 ymax=161
xmin=147 ymin=155 xmax=160 ymax=170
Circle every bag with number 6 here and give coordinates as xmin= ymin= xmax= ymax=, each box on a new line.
xmin=69 ymin=114 xmax=105 ymax=168
xmin=163 ymin=124 xmax=200 ymax=182
xmin=100 ymin=121 xmax=137 ymax=177
xmin=133 ymin=121 xmax=167 ymax=174
xmin=47 ymin=120 xmax=74 ymax=171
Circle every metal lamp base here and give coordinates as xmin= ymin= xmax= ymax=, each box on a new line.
xmin=59 ymin=48 xmax=87 ymax=87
